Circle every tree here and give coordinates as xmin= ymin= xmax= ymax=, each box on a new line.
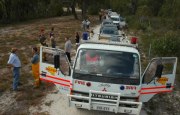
xmin=71 ymin=0 xmax=78 ymax=19
xmin=81 ymin=0 xmax=89 ymax=19
xmin=131 ymin=0 xmax=138 ymax=15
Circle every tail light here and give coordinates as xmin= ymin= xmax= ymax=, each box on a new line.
xmin=131 ymin=37 xmax=138 ymax=44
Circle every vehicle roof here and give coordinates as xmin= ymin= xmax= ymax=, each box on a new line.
xmin=102 ymin=19 xmax=113 ymax=23
xmin=79 ymin=42 xmax=139 ymax=54
xmin=101 ymin=25 xmax=119 ymax=36
xmin=111 ymin=15 xmax=120 ymax=18
xmin=101 ymin=26 xmax=118 ymax=34
xmin=110 ymin=12 xmax=119 ymax=16
xmin=102 ymin=24 xmax=117 ymax=28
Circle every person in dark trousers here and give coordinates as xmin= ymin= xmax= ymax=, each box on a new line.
xmin=7 ymin=48 xmax=21 ymax=91
xmin=64 ymin=37 xmax=72 ymax=62
xmin=99 ymin=10 xmax=102 ymax=21
xmin=49 ymin=27 xmax=56 ymax=48
xmin=50 ymin=35 xmax=56 ymax=48
xmin=50 ymin=27 xmax=54 ymax=37
xmin=75 ymin=32 xmax=80 ymax=50
xmin=39 ymin=28 xmax=48 ymax=47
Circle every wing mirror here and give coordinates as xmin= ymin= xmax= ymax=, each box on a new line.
xmin=54 ymin=54 xmax=60 ymax=69
xmin=155 ymin=64 xmax=164 ymax=78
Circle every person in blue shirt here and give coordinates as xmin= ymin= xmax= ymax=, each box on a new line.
xmin=7 ymin=48 xmax=21 ymax=91
xmin=82 ymin=30 xmax=89 ymax=41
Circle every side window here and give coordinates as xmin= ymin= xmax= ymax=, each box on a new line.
xmin=143 ymin=60 xmax=157 ymax=83
xmin=143 ymin=58 xmax=176 ymax=83
xmin=42 ymin=48 xmax=70 ymax=76
xmin=60 ymin=52 xmax=70 ymax=76
xmin=161 ymin=59 xmax=176 ymax=75
xmin=42 ymin=52 xmax=54 ymax=64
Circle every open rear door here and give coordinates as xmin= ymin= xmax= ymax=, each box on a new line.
xmin=40 ymin=46 xmax=71 ymax=95
xmin=139 ymin=57 xmax=177 ymax=102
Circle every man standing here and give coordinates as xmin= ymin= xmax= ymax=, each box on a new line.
xmin=49 ymin=27 xmax=56 ymax=48
xmin=82 ymin=30 xmax=89 ymax=41
xmin=75 ymin=32 xmax=80 ymax=50
xmin=31 ymin=47 xmax=40 ymax=88
xmin=86 ymin=19 xmax=90 ymax=30
xmin=39 ymin=28 xmax=48 ymax=47
xmin=50 ymin=35 xmax=56 ymax=48
xmin=7 ymin=48 xmax=21 ymax=91
xmin=64 ymin=37 xmax=72 ymax=62
xmin=82 ymin=19 xmax=87 ymax=31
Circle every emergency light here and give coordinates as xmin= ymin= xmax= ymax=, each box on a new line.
xmin=131 ymin=37 xmax=137 ymax=44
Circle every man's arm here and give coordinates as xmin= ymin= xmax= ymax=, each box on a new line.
xmin=7 ymin=55 xmax=14 ymax=68
xmin=64 ymin=42 xmax=67 ymax=52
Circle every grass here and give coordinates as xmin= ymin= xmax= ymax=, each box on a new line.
xmin=0 ymin=15 xmax=100 ymax=114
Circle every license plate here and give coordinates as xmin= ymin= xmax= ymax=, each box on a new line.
xmin=96 ymin=106 xmax=110 ymax=111
xmin=91 ymin=94 xmax=117 ymax=100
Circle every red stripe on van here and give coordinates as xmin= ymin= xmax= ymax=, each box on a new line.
xmin=40 ymin=78 xmax=70 ymax=87
xmin=141 ymin=86 xmax=174 ymax=90
xmin=140 ymin=90 xmax=172 ymax=94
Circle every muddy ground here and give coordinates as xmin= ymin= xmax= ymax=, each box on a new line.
xmin=0 ymin=15 xmax=179 ymax=115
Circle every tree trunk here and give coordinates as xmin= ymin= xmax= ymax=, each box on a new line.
xmin=71 ymin=0 xmax=78 ymax=19
xmin=82 ymin=0 xmax=87 ymax=19
xmin=131 ymin=0 xmax=138 ymax=15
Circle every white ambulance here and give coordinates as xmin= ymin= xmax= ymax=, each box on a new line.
xmin=39 ymin=41 xmax=177 ymax=115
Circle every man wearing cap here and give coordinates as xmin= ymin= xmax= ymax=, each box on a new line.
xmin=7 ymin=48 xmax=21 ymax=91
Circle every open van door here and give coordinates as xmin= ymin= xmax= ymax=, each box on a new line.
xmin=139 ymin=57 xmax=177 ymax=102
xmin=39 ymin=46 xmax=71 ymax=94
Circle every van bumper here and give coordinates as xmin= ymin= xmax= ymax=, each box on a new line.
xmin=67 ymin=90 xmax=142 ymax=115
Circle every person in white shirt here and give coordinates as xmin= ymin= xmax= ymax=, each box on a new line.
xmin=64 ymin=37 xmax=72 ymax=62
xmin=7 ymin=48 xmax=21 ymax=91
xmin=82 ymin=19 xmax=87 ymax=31
xmin=86 ymin=19 xmax=90 ymax=29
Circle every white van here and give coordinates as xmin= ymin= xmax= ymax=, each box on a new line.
xmin=110 ymin=12 xmax=127 ymax=29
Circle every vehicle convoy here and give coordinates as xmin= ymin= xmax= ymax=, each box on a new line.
xmin=39 ymin=38 xmax=177 ymax=115
xmin=109 ymin=12 xmax=127 ymax=29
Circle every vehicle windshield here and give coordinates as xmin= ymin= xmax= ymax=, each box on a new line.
xmin=73 ymin=49 xmax=140 ymax=85
xmin=103 ymin=22 xmax=113 ymax=25
xmin=111 ymin=17 xmax=120 ymax=21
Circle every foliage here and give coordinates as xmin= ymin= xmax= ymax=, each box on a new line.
xmin=48 ymin=0 xmax=63 ymax=17
xmin=0 ymin=0 xmax=64 ymax=23
xmin=152 ymin=32 xmax=180 ymax=57
xmin=136 ymin=5 xmax=152 ymax=17
xmin=159 ymin=0 xmax=180 ymax=17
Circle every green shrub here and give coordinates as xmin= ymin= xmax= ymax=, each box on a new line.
xmin=88 ymin=6 xmax=99 ymax=15
xmin=152 ymin=32 xmax=180 ymax=57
